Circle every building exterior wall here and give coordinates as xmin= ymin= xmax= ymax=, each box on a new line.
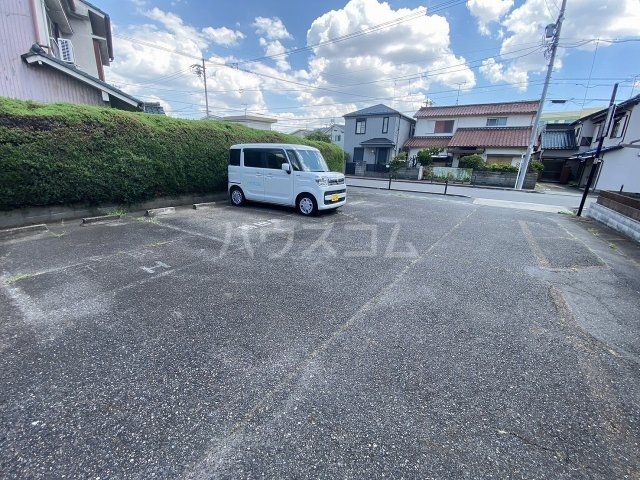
xmin=344 ymin=114 xmax=413 ymax=164
xmin=596 ymin=148 xmax=640 ymax=193
xmin=414 ymin=114 xmax=535 ymax=136
xmin=66 ymin=6 xmax=101 ymax=79
xmin=0 ymin=0 xmax=106 ymax=106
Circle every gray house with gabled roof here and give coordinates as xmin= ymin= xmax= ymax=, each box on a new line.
xmin=343 ymin=104 xmax=415 ymax=173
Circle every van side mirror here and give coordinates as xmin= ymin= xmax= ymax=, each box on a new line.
xmin=282 ymin=163 xmax=291 ymax=173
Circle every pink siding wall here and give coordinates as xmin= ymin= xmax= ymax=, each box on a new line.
xmin=0 ymin=0 xmax=105 ymax=106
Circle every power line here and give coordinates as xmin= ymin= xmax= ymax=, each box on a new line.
xmin=234 ymin=0 xmax=466 ymax=66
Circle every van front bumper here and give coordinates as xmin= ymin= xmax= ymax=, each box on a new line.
xmin=318 ymin=188 xmax=346 ymax=210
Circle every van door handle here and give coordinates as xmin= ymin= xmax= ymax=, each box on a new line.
xmin=255 ymin=173 xmax=263 ymax=177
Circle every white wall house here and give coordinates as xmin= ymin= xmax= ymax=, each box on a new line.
xmin=573 ymin=94 xmax=640 ymax=193
xmin=343 ymin=104 xmax=415 ymax=168
xmin=222 ymin=114 xmax=277 ymax=131
xmin=406 ymin=101 xmax=539 ymax=167
xmin=0 ymin=0 xmax=141 ymax=110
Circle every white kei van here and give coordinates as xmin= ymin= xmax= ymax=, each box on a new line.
xmin=227 ymin=143 xmax=346 ymax=215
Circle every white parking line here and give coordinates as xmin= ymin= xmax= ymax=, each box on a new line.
xmin=474 ymin=198 xmax=572 ymax=214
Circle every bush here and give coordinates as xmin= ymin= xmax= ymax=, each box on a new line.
xmin=486 ymin=163 xmax=519 ymax=173
xmin=416 ymin=147 xmax=441 ymax=167
xmin=305 ymin=130 xmax=331 ymax=143
xmin=529 ymin=160 xmax=544 ymax=173
xmin=0 ymin=97 xmax=344 ymax=209
xmin=388 ymin=152 xmax=407 ymax=178
xmin=459 ymin=154 xmax=485 ymax=170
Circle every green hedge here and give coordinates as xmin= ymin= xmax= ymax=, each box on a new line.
xmin=0 ymin=97 xmax=345 ymax=210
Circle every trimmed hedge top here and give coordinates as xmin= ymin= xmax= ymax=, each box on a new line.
xmin=0 ymin=97 xmax=345 ymax=210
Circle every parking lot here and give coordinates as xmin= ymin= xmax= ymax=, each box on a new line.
xmin=1 ymin=187 xmax=639 ymax=479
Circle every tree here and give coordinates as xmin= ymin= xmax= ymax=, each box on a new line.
xmin=416 ymin=147 xmax=442 ymax=167
xmin=305 ymin=131 xmax=331 ymax=143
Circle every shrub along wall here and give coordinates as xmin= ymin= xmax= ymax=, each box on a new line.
xmin=0 ymin=97 xmax=345 ymax=210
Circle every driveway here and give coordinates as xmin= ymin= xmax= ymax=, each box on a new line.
xmin=1 ymin=188 xmax=639 ymax=478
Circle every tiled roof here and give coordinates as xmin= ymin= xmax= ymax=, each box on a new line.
xmin=404 ymin=136 xmax=452 ymax=149
xmin=541 ymin=128 xmax=577 ymax=150
xmin=415 ymin=100 xmax=539 ymax=118
xmin=344 ymin=103 xmax=415 ymax=122
xmin=449 ymin=127 xmax=532 ymax=148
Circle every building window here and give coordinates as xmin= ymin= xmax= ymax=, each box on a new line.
xmin=382 ymin=116 xmax=389 ymax=134
xmin=335 ymin=134 xmax=341 ymax=141
xmin=486 ymin=117 xmax=507 ymax=127
xmin=355 ymin=118 xmax=366 ymax=134
xmin=610 ymin=116 xmax=626 ymax=138
xmin=434 ymin=120 xmax=454 ymax=133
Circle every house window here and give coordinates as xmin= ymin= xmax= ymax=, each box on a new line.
xmin=382 ymin=116 xmax=389 ymax=134
xmin=486 ymin=117 xmax=507 ymax=127
xmin=335 ymin=134 xmax=341 ymax=141
xmin=355 ymin=118 xmax=366 ymax=134
xmin=434 ymin=120 xmax=454 ymax=133
xmin=610 ymin=116 xmax=626 ymax=138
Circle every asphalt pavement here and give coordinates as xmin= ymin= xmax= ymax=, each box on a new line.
xmin=1 ymin=188 xmax=638 ymax=479
xmin=346 ymin=177 xmax=597 ymax=210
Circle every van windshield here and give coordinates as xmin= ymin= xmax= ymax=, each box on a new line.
xmin=291 ymin=149 xmax=329 ymax=172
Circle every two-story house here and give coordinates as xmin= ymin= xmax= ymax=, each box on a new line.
xmin=343 ymin=104 xmax=415 ymax=173
xmin=1 ymin=0 xmax=142 ymax=110
xmin=406 ymin=100 xmax=539 ymax=167
xmin=572 ymin=94 xmax=640 ymax=193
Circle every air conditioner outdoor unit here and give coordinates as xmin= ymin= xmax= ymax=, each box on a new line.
xmin=57 ymin=38 xmax=75 ymax=64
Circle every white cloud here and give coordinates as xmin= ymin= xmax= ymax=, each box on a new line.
xmin=466 ymin=0 xmax=514 ymax=35
xmin=107 ymin=0 xmax=478 ymax=126
xmin=303 ymin=0 xmax=476 ymax=114
xmin=258 ymin=38 xmax=290 ymax=71
xmin=252 ymin=16 xmax=292 ymax=40
xmin=106 ymin=9 xmax=263 ymax=119
xmin=202 ymin=26 xmax=245 ymax=46
xmin=482 ymin=0 xmax=640 ymax=88
xmin=479 ymin=58 xmax=528 ymax=90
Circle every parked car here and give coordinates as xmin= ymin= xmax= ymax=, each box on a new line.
xmin=228 ymin=143 xmax=346 ymax=215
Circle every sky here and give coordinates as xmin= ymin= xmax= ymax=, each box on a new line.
xmin=100 ymin=0 xmax=640 ymax=132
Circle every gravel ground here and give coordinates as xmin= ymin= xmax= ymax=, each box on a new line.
xmin=1 ymin=187 xmax=638 ymax=479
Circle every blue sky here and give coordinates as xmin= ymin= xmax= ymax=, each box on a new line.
xmin=100 ymin=0 xmax=640 ymax=131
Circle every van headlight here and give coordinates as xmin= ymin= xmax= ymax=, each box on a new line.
xmin=315 ymin=176 xmax=329 ymax=186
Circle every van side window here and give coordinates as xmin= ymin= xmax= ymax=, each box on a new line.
xmin=286 ymin=150 xmax=302 ymax=171
xmin=265 ymin=149 xmax=288 ymax=169
xmin=229 ymin=149 xmax=240 ymax=166
xmin=243 ymin=148 xmax=264 ymax=168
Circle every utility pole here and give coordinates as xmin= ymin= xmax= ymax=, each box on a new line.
xmin=576 ymin=83 xmax=618 ymax=217
xmin=515 ymin=0 xmax=567 ymax=189
xmin=191 ymin=59 xmax=210 ymax=118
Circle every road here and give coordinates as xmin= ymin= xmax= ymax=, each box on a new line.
xmin=347 ymin=177 xmax=596 ymax=210
xmin=1 ymin=188 xmax=638 ymax=478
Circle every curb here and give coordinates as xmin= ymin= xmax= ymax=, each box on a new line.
xmin=82 ymin=214 xmax=122 ymax=225
xmin=346 ymin=176 xmax=538 ymax=192
xmin=0 ymin=223 xmax=49 ymax=240
xmin=193 ymin=201 xmax=219 ymax=210
xmin=146 ymin=207 xmax=176 ymax=217
xmin=347 ymin=184 xmax=470 ymax=199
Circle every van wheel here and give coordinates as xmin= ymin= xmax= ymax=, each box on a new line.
xmin=297 ymin=194 xmax=317 ymax=216
xmin=230 ymin=187 xmax=245 ymax=206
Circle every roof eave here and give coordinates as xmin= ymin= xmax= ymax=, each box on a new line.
xmin=22 ymin=51 xmax=141 ymax=108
